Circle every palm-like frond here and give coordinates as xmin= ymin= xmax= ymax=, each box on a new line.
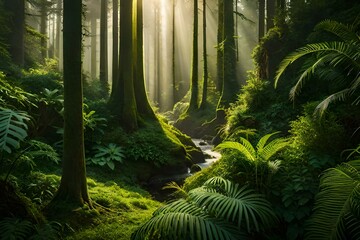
xmin=315 ymin=19 xmax=358 ymax=43
xmin=259 ymin=138 xmax=288 ymax=161
xmin=190 ymin=177 xmax=277 ymax=233
xmin=305 ymin=160 xmax=360 ymax=239
xmin=132 ymin=199 xmax=243 ymax=240
xmin=0 ymin=217 xmax=33 ymax=240
xmin=0 ymin=108 xmax=30 ymax=153
xmin=216 ymin=141 xmax=256 ymax=161
xmin=256 ymin=132 xmax=280 ymax=154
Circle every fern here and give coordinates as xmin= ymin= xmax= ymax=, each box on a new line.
xmin=0 ymin=108 xmax=30 ymax=154
xmin=0 ymin=217 xmax=33 ymax=240
xmin=25 ymin=140 xmax=60 ymax=164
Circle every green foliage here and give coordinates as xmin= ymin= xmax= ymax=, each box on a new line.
xmin=0 ymin=72 xmax=35 ymax=109
xmin=275 ymin=19 xmax=360 ymax=116
xmin=25 ymin=140 xmax=60 ymax=165
xmin=20 ymin=59 xmax=62 ymax=94
xmin=88 ymin=143 xmax=125 ymax=170
xmin=216 ymin=132 xmax=288 ymax=191
xmin=0 ymin=217 xmax=64 ymax=240
xmin=305 ymin=159 xmax=360 ymax=239
xmin=0 ymin=217 xmax=33 ymax=240
xmin=289 ymin=102 xmax=346 ymax=155
xmin=0 ymin=108 xmax=30 ymax=154
xmin=132 ymin=177 xmax=277 ymax=239
xmin=83 ymin=109 xmax=107 ymax=138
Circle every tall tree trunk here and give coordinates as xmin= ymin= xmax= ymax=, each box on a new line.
xmin=40 ymin=1 xmax=48 ymax=61
xmin=55 ymin=0 xmax=62 ymax=60
xmin=266 ymin=0 xmax=276 ymax=31
xmin=216 ymin=0 xmax=224 ymax=92
xmin=133 ymin=0 xmax=156 ymax=119
xmin=53 ymin=0 xmax=91 ymax=208
xmin=172 ymin=0 xmax=176 ymax=105
xmin=187 ymin=0 xmax=199 ymax=112
xmin=200 ymin=0 xmax=208 ymax=109
xmin=90 ymin=12 xmax=97 ymax=80
xmin=100 ymin=0 xmax=108 ymax=95
xmin=258 ymin=0 xmax=265 ymax=40
xmin=109 ymin=0 xmax=138 ymax=131
xmin=112 ymin=0 xmax=118 ymax=84
xmin=4 ymin=0 xmax=25 ymax=66
xmin=217 ymin=0 xmax=237 ymax=109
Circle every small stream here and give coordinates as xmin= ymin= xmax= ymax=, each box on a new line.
xmin=146 ymin=139 xmax=221 ymax=200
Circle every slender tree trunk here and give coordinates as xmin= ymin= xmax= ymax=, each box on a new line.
xmin=217 ymin=0 xmax=237 ymax=109
xmin=112 ymin=0 xmax=118 ymax=84
xmin=133 ymin=0 xmax=155 ymax=119
xmin=55 ymin=0 xmax=62 ymax=60
xmin=266 ymin=0 xmax=276 ymax=31
xmin=40 ymin=2 xmax=48 ymax=61
xmin=91 ymin=12 xmax=97 ymax=80
xmin=200 ymin=0 xmax=208 ymax=109
xmin=172 ymin=0 xmax=176 ymax=105
xmin=258 ymin=0 xmax=265 ymax=40
xmin=100 ymin=0 xmax=108 ymax=95
xmin=187 ymin=0 xmax=199 ymax=112
xmin=216 ymin=0 xmax=224 ymax=92
xmin=52 ymin=0 xmax=91 ymax=208
xmin=4 ymin=0 xmax=25 ymax=66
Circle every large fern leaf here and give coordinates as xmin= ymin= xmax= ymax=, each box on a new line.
xmin=0 ymin=217 xmax=33 ymax=240
xmin=216 ymin=141 xmax=255 ymax=161
xmin=0 ymin=108 xmax=30 ymax=153
xmin=132 ymin=199 xmax=244 ymax=240
xmin=190 ymin=177 xmax=277 ymax=233
xmin=305 ymin=160 xmax=360 ymax=239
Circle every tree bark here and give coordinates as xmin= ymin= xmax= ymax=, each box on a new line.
xmin=100 ymin=0 xmax=108 ymax=94
xmin=266 ymin=0 xmax=276 ymax=31
xmin=200 ymin=0 xmax=208 ymax=109
xmin=4 ymin=0 xmax=25 ymax=66
xmin=217 ymin=0 xmax=238 ymax=109
xmin=133 ymin=0 xmax=156 ymax=119
xmin=52 ymin=0 xmax=91 ymax=208
xmin=112 ymin=0 xmax=118 ymax=85
xmin=258 ymin=0 xmax=265 ymax=40
xmin=172 ymin=0 xmax=176 ymax=105
xmin=40 ymin=1 xmax=48 ymax=61
xmin=187 ymin=0 xmax=199 ymax=112
xmin=216 ymin=0 xmax=224 ymax=92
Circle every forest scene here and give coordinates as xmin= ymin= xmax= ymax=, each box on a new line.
xmin=0 ymin=0 xmax=359 ymax=239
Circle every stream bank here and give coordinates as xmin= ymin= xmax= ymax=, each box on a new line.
xmin=146 ymin=139 xmax=221 ymax=201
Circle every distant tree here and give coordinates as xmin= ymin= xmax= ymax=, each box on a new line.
xmin=258 ymin=0 xmax=265 ymax=40
xmin=112 ymin=0 xmax=118 ymax=86
xmin=199 ymin=0 xmax=208 ymax=109
xmin=266 ymin=0 xmax=275 ymax=31
xmin=3 ymin=0 xmax=25 ymax=66
xmin=99 ymin=0 xmax=109 ymax=95
xmin=187 ymin=0 xmax=199 ymax=112
xmin=51 ymin=0 xmax=91 ymax=207
xmin=216 ymin=0 xmax=224 ymax=92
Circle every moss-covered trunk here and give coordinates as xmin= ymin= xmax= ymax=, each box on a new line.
xmin=133 ymin=0 xmax=156 ymax=119
xmin=100 ymin=0 xmax=109 ymax=94
xmin=216 ymin=0 xmax=224 ymax=92
xmin=52 ymin=0 xmax=91 ymax=208
xmin=200 ymin=0 xmax=208 ymax=109
xmin=258 ymin=0 xmax=265 ymax=40
xmin=217 ymin=0 xmax=238 ymax=109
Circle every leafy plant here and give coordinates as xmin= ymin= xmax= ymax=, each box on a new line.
xmin=275 ymin=19 xmax=360 ymax=116
xmin=0 ymin=108 xmax=30 ymax=154
xmin=216 ymin=132 xmax=288 ymax=191
xmin=132 ymin=177 xmax=277 ymax=239
xmin=88 ymin=143 xmax=125 ymax=170
xmin=305 ymin=159 xmax=360 ymax=239
xmin=0 ymin=217 xmax=33 ymax=240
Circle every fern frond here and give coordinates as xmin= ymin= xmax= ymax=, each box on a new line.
xmin=216 ymin=141 xmax=255 ymax=161
xmin=256 ymin=132 xmax=280 ymax=153
xmin=315 ymin=19 xmax=358 ymax=43
xmin=260 ymin=138 xmax=288 ymax=161
xmin=190 ymin=178 xmax=277 ymax=233
xmin=305 ymin=160 xmax=360 ymax=239
xmin=0 ymin=217 xmax=33 ymax=240
xmin=0 ymin=108 xmax=30 ymax=153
